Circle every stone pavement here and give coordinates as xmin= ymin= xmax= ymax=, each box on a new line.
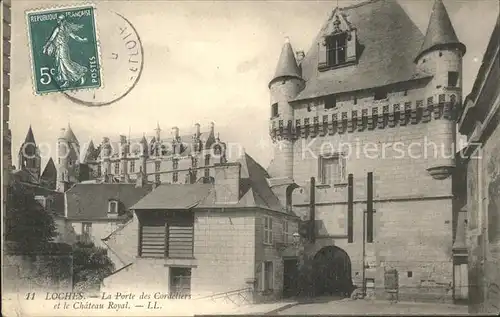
xmin=275 ymin=297 xmax=470 ymax=315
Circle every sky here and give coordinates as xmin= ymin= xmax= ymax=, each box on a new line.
xmin=9 ymin=0 xmax=500 ymax=171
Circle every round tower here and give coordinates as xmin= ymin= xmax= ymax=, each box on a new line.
xmin=268 ymin=37 xmax=305 ymax=179
xmin=57 ymin=128 xmax=69 ymax=191
xmin=101 ymin=137 xmax=112 ymax=177
xmin=415 ymin=0 xmax=466 ymax=179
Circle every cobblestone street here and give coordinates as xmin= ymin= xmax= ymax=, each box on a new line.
xmin=276 ymin=297 xmax=469 ymax=315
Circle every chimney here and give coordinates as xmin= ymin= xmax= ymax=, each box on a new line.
xmin=210 ymin=122 xmax=215 ymax=133
xmin=172 ymin=127 xmax=179 ymax=139
xmin=195 ymin=123 xmax=201 ymax=137
xmin=214 ymin=162 xmax=241 ymax=204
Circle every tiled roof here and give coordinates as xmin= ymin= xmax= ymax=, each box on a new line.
xmin=65 ymin=183 xmax=153 ymax=220
xmin=130 ymin=184 xmax=213 ymax=210
xmin=130 ymin=153 xmax=288 ymax=213
xmin=293 ymin=0 xmax=430 ymax=101
xmin=269 ymin=39 xmax=302 ymax=86
xmin=416 ymin=0 xmax=465 ymax=62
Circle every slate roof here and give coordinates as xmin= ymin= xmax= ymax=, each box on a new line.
xmin=65 ymin=183 xmax=153 ymax=220
xmin=130 ymin=152 xmax=289 ymax=213
xmin=131 ymin=184 xmax=213 ymax=210
xmin=63 ymin=124 xmax=79 ymax=145
xmin=40 ymin=158 xmax=57 ymax=190
xmin=269 ymin=39 xmax=302 ymax=86
xmin=416 ymin=0 xmax=465 ymax=62
xmin=292 ymin=0 xmax=431 ymax=101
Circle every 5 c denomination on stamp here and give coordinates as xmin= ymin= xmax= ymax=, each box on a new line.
xmin=26 ymin=5 xmax=102 ymax=95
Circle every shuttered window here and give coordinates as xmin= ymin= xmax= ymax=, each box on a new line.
xmin=167 ymin=219 xmax=194 ymax=259
xmin=140 ymin=225 xmax=166 ymax=258
xmin=139 ymin=211 xmax=194 ymax=259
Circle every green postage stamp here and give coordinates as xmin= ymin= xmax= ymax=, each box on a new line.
xmin=26 ymin=5 xmax=102 ymax=95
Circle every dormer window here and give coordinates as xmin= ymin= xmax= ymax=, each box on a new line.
xmin=327 ymin=33 xmax=347 ymax=67
xmin=374 ymin=90 xmax=387 ymax=101
xmin=108 ymin=200 xmax=118 ymax=214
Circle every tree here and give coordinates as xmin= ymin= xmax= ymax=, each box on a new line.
xmin=4 ymin=182 xmax=57 ymax=251
xmin=72 ymin=241 xmax=115 ymax=293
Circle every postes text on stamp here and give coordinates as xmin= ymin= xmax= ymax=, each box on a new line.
xmin=26 ymin=5 xmax=102 ymax=95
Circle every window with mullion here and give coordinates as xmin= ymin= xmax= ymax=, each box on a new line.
xmin=327 ymin=33 xmax=347 ymax=66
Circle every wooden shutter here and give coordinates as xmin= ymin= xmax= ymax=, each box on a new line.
xmin=167 ymin=221 xmax=194 ymax=259
xmin=318 ymin=39 xmax=327 ymax=68
xmin=141 ymin=225 xmax=166 ymax=257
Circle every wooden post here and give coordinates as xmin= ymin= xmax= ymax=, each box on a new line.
xmin=367 ymin=172 xmax=374 ymax=243
xmin=348 ymin=174 xmax=353 ymax=243
xmin=309 ymin=177 xmax=316 ymax=243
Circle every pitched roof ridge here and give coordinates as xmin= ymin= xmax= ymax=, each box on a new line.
xmin=340 ymin=0 xmax=382 ymax=10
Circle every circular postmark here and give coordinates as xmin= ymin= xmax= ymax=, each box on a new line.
xmin=63 ymin=10 xmax=144 ymax=107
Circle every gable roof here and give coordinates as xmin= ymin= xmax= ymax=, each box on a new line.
xmin=416 ymin=0 xmax=465 ymax=62
xmin=65 ymin=183 xmax=153 ymax=220
xmin=293 ymin=0 xmax=430 ymax=101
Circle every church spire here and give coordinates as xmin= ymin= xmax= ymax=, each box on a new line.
xmin=24 ymin=125 xmax=36 ymax=144
xmin=64 ymin=123 xmax=79 ymax=145
xmin=269 ymin=37 xmax=302 ymax=87
xmin=415 ymin=0 xmax=466 ymax=62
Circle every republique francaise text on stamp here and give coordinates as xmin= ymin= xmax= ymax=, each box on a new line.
xmin=26 ymin=5 xmax=102 ymax=95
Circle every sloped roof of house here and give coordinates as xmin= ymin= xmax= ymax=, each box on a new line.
xmin=131 ymin=152 xmax=290 ymax=214
xmin=65 ymin=183 xmax=153 ymax=220
xmin=292 ymin=0 xmax=431 ymax=101
xmin=10 ymin=179 xmax=65 ymax=217
xmin=130 ymin=184 xmax=213 ymax=210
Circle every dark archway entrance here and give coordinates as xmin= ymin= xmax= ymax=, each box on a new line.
xmin=312 ymin=246 xmax=353 ymax=297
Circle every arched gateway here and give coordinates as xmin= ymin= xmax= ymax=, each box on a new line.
xmin=312 ymin=246 xmax=353 ymax=297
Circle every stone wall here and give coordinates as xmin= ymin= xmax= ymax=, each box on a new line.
xmin=468 ymin=112 xmax=500 ymax=313
xmin=3 ymin=242 xmax=73 ymax=296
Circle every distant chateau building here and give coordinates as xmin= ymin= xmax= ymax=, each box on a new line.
xmin=267 ymin=0 xmax=465 ymax=302
xmin=56 ymin=122 xmax=227 ymax=192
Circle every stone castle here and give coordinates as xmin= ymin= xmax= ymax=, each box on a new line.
xmin=266 ymin=0 xmax=466 ymax=302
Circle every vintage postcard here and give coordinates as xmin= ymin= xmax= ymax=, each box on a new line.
xmin=2 ymin=0 xmax=500 ymax=316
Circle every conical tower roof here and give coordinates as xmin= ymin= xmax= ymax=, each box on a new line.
xmin=415 ymin=0 xmax=465 ymax=62
xmin=64 ymin=124 xmax=79 ymax=145
xmin=24 ymin=125 xmax=36 ymax=144
xmin=83 ymin=140 xmax=96 ymax=162
xmin=269 ymin=37 xmax=302 ymax=87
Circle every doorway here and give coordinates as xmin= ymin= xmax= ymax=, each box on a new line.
xmin=283 ymin=258 xmax=299 ymax=298
xmin=312 ymin=246 xmax=353 ymax=297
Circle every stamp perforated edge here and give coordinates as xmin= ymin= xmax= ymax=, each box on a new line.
xmin=25 ymin=2 xmax=104 ymax=96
